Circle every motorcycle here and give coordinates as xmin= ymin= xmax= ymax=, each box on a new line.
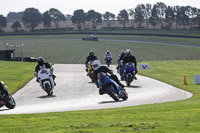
xmin=38 ymin=68 xmax=55 ymax=96
xmin=86 ymin=62 xmax=95 ymax=82
xmin=105 ymin=56 xmax=112 ymax=67
xmin=97 ymin=72 xmax=128 ymax=101
xmin=0 ymin=84 xmax=16 ymax=109
xmin=124 ymin=62 xmax=136 ymax=86
xmin=117 ymin=60 xmax=124 ymax=80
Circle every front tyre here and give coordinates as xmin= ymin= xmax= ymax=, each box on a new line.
xmin=45 ymin=83 xmax=52 ymax=96
xmin=106 ymin=87 xmax=119 ymax=101
xmin=4 ymin=94 xmax=16 ymax=109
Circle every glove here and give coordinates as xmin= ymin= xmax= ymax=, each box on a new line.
xmin=97 ymin=84 xmax=100 ymax=88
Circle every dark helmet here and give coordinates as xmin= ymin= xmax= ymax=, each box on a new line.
xmin=121 ymin=50 xmax=125 ymax=55
xmin=89 ymin=50 xmax=94 ymax=56
xmin=37 ymin=57 xmax=44 ymax=66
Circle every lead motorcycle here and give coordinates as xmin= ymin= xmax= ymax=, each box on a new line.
xmin=105 ymin=56 xmax=112 ymax=67
xmin=124 ymin=62 xmax=136 ymax=86
xmin=0 ymin=82 xmax=16 ymax=109
xmin=38 ymin=68 xmax=55 ymax=96
xmin=97 ymin=72 xmax=128 ymax=101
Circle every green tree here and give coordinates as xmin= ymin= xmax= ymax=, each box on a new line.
xmin=49 ymin=8 xmax=66 ymax=29
xmin=134 ymin=4 xmax=145 ymax=29
xmin=155 ymin=2 xmax=167 ymax=28
xmin=103 ymin=12 xmax=115 ymax=30
xmin=71 ymin=9 xmax=85 ymax=30
xmin=193 ymin=9 xmax=200 ymax=29
xmin=143 ymin=4 xmax=152 ymax=29
xmin=22 ymin=8 xmax=42 ymax=31
xmin=86 ymin=10 xmax=102 ymax=30
xmin=128 ymin=9 xmax=135 ymax=29
xmin=117 ymin=9 xmax=129 ymax=29
xmin=178 ymin=6 xmax=190 ymax=29
xmin=165 ymin=6 xmax=175 ymax=29
xmin=43 ymin=11 xmax=51 ymax=29
xmin=11 ymin=21 xmax=21 ymax=31
xmin=0 ymin=15 xmax=7 ymax=32
xmin=149 ymin=5 xmax=158 ymax=30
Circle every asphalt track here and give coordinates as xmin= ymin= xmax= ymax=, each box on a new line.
xmin=0 ymin=64 xmax=192 ymax=115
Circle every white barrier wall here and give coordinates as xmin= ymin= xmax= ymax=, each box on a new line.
xmin=139 ymin=64 xmax=150 ymax=70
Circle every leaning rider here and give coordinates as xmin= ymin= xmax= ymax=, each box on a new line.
xmin=85 ymin=50 xmax=98 ymax=71
xmin=91 ymin=60 xmax=125 ymax=95
xmin=34 ymin=57 xmax=56 ymax=85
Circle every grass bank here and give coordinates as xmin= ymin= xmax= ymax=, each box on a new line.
xmin=1 ymin=34 xmax=200 ymax=64
xmin=0 ymin=61 xmax=36 ymax=94
xmin=0 ymin=60 xmax=200 ymax=132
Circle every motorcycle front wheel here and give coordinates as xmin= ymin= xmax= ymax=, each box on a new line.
xmin=4 ymin=94 xmax=16 ymax=109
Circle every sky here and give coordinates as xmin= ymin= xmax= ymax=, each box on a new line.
xmin=0 ymin=0 xmax=200 ymax=16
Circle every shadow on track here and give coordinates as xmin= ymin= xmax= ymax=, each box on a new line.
xmin=0 ymin=108 xmax=10 ymax=111
xmin=37 ymin=95 xmax=57 ymax=99
xmin=126 ymin=85 xmax=141 ymax=88
xmin=98 ymin=100 xmax=124 ymax=104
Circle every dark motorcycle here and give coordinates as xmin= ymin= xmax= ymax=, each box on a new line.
xmin=105 ymin=56 xmax=112 ymax=67
xmin=117 ymin=60 xmax=124 ymax=80
xmin=97 ymin=72 xmax=128 ymax=101
xmin=0 ymin=86 xmax=16 ymax=109
xmin=124 ymin=62 xmax=136 ymax=86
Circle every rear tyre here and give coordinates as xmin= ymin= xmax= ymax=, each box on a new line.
xmin=122 ymin=90 xmax=128 ymax=100
xmin=45 ymin=83 xmax=52 ymax=96
xmin=4 ymin=94 xmax=16 ymax=109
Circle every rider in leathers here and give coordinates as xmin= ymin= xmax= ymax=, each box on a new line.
xmin=34 ymin=57 xmax=56 ymax=85
xmin=104 ymin=50 xmax=112 ymax=60
xmin=91 ymin=60 xmax=125 ymax=95
xmin=85 ymin=50 xmax=97 ymax=71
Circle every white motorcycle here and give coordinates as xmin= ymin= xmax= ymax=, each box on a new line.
xmin=38 ymin=68 xmax=55 ymax=96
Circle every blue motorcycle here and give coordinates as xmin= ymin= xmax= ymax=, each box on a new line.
xmin=97 ymin=72 xmax=128 ymax=101
xmin=124 ymin=62 xmax=136 ymax=86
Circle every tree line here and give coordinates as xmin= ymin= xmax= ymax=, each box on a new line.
xmin=0 ymin=2 xmax=200 ymax=32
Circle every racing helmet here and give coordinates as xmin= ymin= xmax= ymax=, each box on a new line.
xmin=125 ymin=49 xmax=132 ymax=56
xmin=91 ymin=60 xmax=101 ymax=71
xmin=37 ymin=57 xmax=44 ymax=66
xmin=121 ymin=50 xmax=125 ymax=55
xmin=0 ymin=81 xmax=4 ymax=89
xmin=106 ymin=50 xmax=110 ymax=54
xmin=89 ymin=50 xmax=94 ymax=56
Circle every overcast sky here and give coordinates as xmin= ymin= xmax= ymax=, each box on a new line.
xmin=0 ymin=0 xmax=200 ymax=16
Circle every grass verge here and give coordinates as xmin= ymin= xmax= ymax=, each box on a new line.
xmin=0 ymin=60 xmax=200 ymax=132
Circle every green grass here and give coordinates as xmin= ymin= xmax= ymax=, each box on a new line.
xmin=1 ymin=34 xmax=200 ymax=64
xmin=0 ymin=60 xmax=200 ymax=132
xmin=0 ymin=61 xmax=36 ymax=94
xmin=0 ymin=34 xmax=200 ymax=132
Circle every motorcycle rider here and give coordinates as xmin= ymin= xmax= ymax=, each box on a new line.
xmin=117 ymin=50 xmax=125 ymax=64
xmin=34 ymin=57 xmax=56 ymax=85
xmin=91 ymin=60 xmax=125 ymax=95
xmin=123 ymin=49 xmax=138 ymax=79
xmin=85 ymin=50 xmax=97 ymax=71
xmin=0 ymin=81 xmax=9 ymax=97
xmin=104 ymin=50 xmax=112 ymax=61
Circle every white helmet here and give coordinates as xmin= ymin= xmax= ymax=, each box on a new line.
xmin=91 ymin=60 xmax=101 ymax=71
xmin=125 ymin=49 xmax=131 ymax=56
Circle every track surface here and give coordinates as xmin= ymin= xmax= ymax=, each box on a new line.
xmin=0 ymin=64 xmax=192 ymax=114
